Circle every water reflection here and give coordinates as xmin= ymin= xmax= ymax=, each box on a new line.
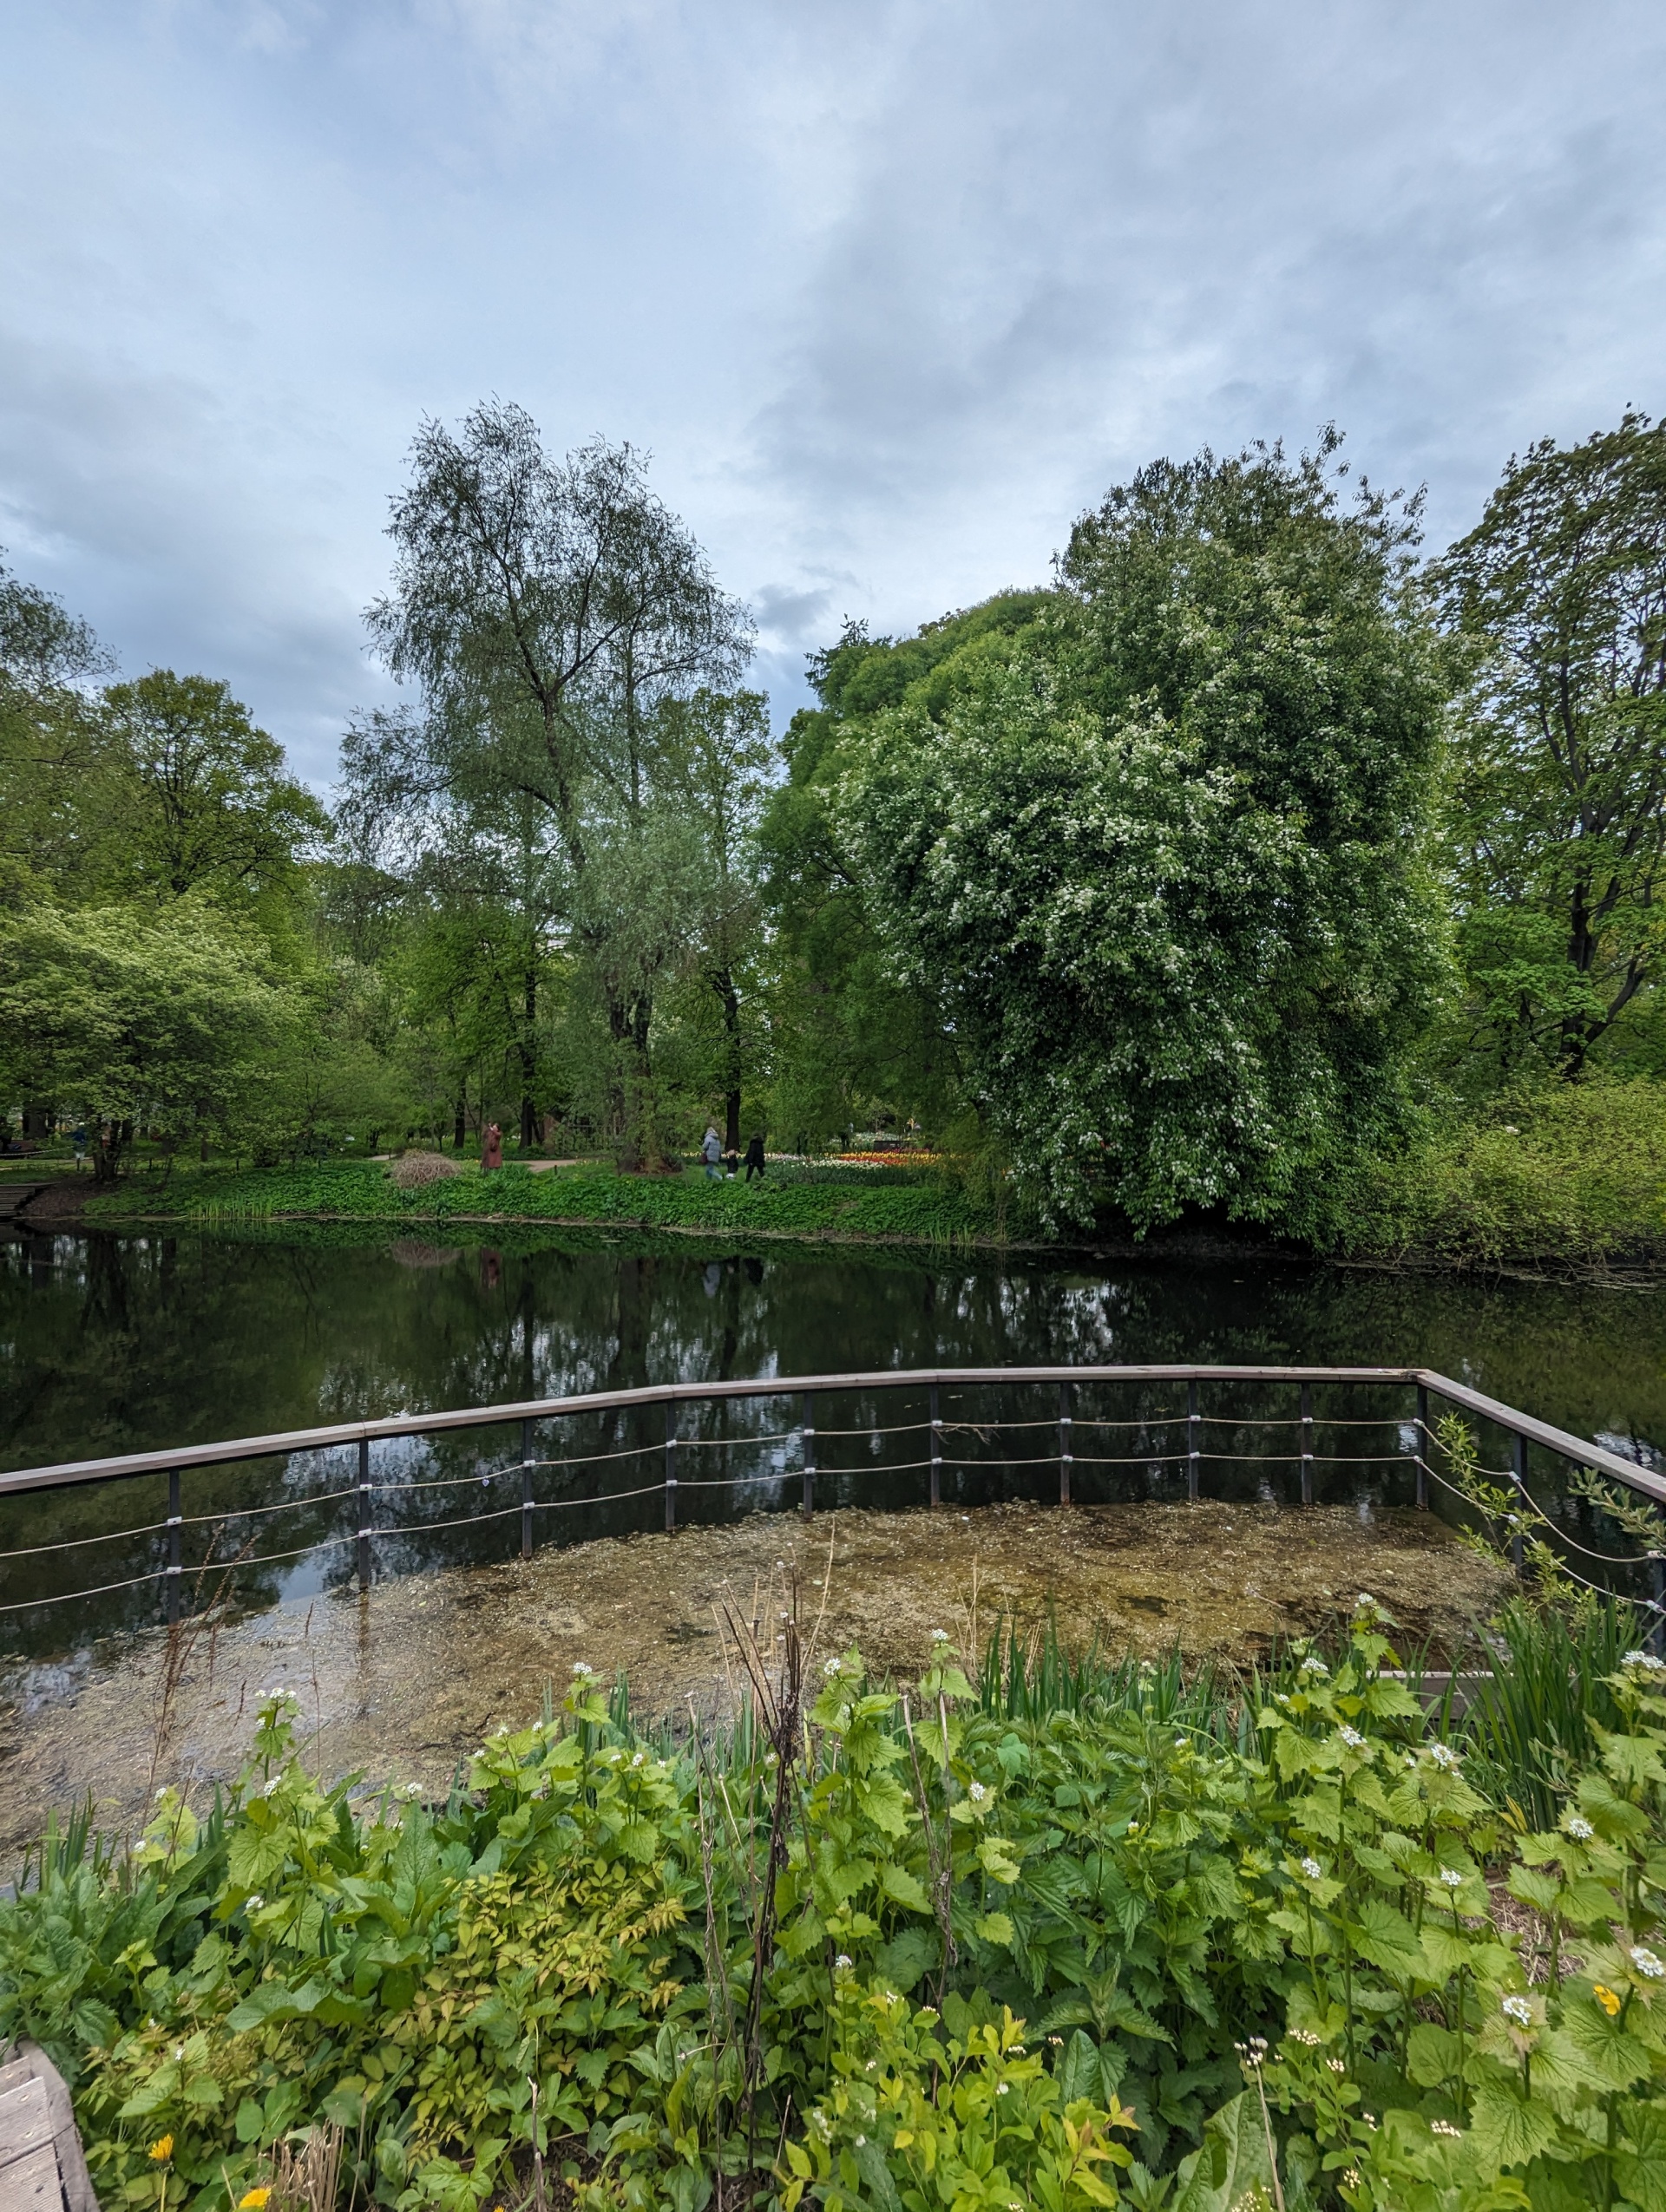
xmin=3 ymin=1224 xmax=1664 ymax=1652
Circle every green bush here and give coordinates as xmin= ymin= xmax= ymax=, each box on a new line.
xmin=1338 ymin=1077 xmax=1666 ymax=1270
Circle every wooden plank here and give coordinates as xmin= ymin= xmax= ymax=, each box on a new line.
xmin=0 ymin=2078 xmax=52 ymax=2168
xmin=0 ymin=2142 xmax=59 ymax=2212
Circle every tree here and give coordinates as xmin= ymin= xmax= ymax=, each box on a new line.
xmin=836 ymin=440 xmax=1446 ymax=1231
xmin=0 ymin=552 xmax=115 ymax=905
xmin=100 ymin=670 xmax=325 ymax=907
xmin=0 ymin=901 xmax=300 ymax=1178
xmin=758 ymin=596 xmax=1050 ymax=1147
xmin=655 ymin=687 xmax=773 ymax=1152
xmin=1435 ymin=411 xmax=1666 ymax=1076
xmin=357 ymin=402 xmax=751 ymax=1159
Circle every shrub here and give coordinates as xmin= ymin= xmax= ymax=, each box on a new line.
xmin=388 ymin=1151 xmax=462 ymax=1190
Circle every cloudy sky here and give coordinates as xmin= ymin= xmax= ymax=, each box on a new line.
xmin=2 ymin=0 xmax=1663 ymax=784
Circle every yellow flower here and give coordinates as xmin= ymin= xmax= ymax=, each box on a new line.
xmin=239 ymin=2192 xmax=272 ymax=2209
xmin=148 ymin=2137 xmax=174 ymax=2163
xmin=1596 ymin=1984 xmax=1623 ymax=2018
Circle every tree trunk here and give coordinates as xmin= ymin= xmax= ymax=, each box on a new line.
xmin=714 ymin=968 xmax=743 ymax=1155
xmin=454 ymin=1097 xmax=467 ymax=1150
xmin=519 ymin=959 xmax=538 ymax=1149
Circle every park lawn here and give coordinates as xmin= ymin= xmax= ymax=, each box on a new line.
xmin=84 ymin=1157 xmax=1008 ymax=1246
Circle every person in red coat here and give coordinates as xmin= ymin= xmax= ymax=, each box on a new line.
xmin=482 ymin=1122 xmax=503 ymax=1172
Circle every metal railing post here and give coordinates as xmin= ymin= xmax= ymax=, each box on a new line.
xmin=929 ymin=1383 xmax=941 ymax=1508
xmin=1300 ymin=1383 xmax=1314 ymax=1506
xmin=1651 ymin=1552 xmax=1665 ymax=1658
xmin=1059 ymin=1380 xmax=1072 ymax=1505
xmin=801 ymin=1391 xmax=816 ymax=1519
xmin=520 ymin=1417 xmax=535 ymax=1559
xmin=357 ymin=1437 xmax=372 ymax=1592
xmin=1415 ymin=1383 xmax=1429 ymax=1509
xmin=166 ymin=1469 xmax=181 ymax=1626
xmin=1511 ymin=1432 xmax=1527 ymax=1573
xmin=665 ymin=1399 xmax=678 ymax=1533
xmin=1187 ymin=1380 xmax=1200 ymax=1502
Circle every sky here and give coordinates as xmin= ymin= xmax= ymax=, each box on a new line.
xmin=2 ymin=0 xmax=1663 ymax=787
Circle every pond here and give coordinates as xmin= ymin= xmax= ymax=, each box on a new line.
xmin=3 ymin=1222 xmax=1663 ymax=1659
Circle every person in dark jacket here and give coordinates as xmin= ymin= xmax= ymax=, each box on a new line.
xmin=744 ymin=1134 xmax=766 ymax=1182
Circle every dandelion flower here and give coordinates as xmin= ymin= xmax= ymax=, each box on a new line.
xmin=149 ymin=2138 xmax=174 ymax=2163
xmin=240 ymin=2191 xmax=272 ymax=2209
xmin=1595 ymin=1984 xmax=1623 ymax=2017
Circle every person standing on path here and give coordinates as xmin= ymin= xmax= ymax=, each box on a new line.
xmin=482 ymin=1122 xmax=504 ymax=1172
xmin=701 ymin=1123 xmax=723 ymax=1180
xmin=744 ymin=1134 xmax=766 ymax=1182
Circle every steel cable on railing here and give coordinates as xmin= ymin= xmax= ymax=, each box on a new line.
xmin=179 ymin=1485 xmax=358 ymax=1526
xmin=0 ymin=1517 xmax=174 ymax=1557
xmin=0 ymin=1566 xmax=168 ymax=1612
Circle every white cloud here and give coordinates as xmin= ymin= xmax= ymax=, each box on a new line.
xmin=1 ymin=0 xmax=1662 ymax=782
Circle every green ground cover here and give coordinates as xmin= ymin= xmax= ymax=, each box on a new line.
xmin=84 ymin=1161 xmax=1002 ymax=1248
xmin=6 ymin=1598 xmax=1666 ymax=2212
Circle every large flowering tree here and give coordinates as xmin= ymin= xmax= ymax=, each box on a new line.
xmin=835 ymin=441 xmax=1447 ymax=1232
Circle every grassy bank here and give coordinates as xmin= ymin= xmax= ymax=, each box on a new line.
xmin=85 ymin=1158 xmax=1005 ymax=1248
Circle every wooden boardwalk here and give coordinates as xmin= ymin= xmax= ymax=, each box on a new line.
xmin=0 ymin=2048 xmax=97 ymax=2212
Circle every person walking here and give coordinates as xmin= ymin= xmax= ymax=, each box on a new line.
xmin=744 ymin=1133 xmax=766 ymax=1182
xmin=71 ymin=1124 xmax=87 ymax=1173
xmin=701 ymin=1122 xmax=723 ymax=1180
xmin=482 ymin=1122 xmax=503 ymax=1172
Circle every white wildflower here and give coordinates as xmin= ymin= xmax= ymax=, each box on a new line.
xmin=835 ymin=1953 xmax=853 ymax=1971
xmin=1439 ymin=1867 xmax=1464 ymax=1889
xmin=1624 ymin=1650 xmax=1664 ymax=1672
xmin=823 ymin=1657 xmax=843 ymax=1675
xmin=1564 ymin=1814 xmax=1594 ymax=1842
xmin=1300 ymin=1657 xmax=1329 ymax=1679
xmin=931 ymin=1628 xmax=949 ymax=1642
xmin=969 ymin=1782 xmax=987 ymax=1803
xmin=1500 ymin=1996 xmax=1533 ymax=2026
xmin=1630 ymin=1947 xmax=1665 ymax=1980
xmin=570 ymin=1660 xmax=594 ymax=1677
xmin=1429 ymin=1742 xmax=1460 ymax=1770
xmin=245 ymin=1895 xmax=263 ymax=1911
xmin=1299 ymin=1857 xmax=1323 ymax=1880
xmin=1338 ymin=1726 xmax=1365 ymax=1749
xmin=1431 ymin=2119 xmax=1462 ymax=2138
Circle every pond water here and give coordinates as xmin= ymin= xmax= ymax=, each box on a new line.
xmin=3 ymin=1222 xmax=1663 ymax=1653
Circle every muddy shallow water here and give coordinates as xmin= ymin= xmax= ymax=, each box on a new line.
xmin=0 ymin=1497 xmax=1509 ymax=1856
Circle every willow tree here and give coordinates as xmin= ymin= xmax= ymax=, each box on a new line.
xmin=355 ymin=403 xmax=751 ymax=1156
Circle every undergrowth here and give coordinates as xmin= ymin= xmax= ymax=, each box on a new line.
xmin=7 ymin=1596 xmax=1666 ymax=2209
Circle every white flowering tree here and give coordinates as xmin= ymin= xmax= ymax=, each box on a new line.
xmin=835 ymin=439 xmax=1447 ymax=1232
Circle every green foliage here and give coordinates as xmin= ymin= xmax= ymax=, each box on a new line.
xmin=1434 ymin=409 xmax=1666 ymax=1079
xmin=12 ymin=1611 xmax=1666 ymax=2209
xmin=85 ymin=1158 xmax=1003 ymax=1245
xmin=1337 ymin=1076 xmax=1666 ymax=1270
xmin=836 ymin=438 xmax=1446 ymax=1234
xmin=0 ymin=901 xmax=303 ymax=1174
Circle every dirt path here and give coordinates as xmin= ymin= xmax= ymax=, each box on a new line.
xmin=0 ymin=1500 xmax=1509 ymax=1855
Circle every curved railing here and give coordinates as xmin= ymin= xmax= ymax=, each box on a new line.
xmin=3 ymin=1365 xmax=1663 ymax=1628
